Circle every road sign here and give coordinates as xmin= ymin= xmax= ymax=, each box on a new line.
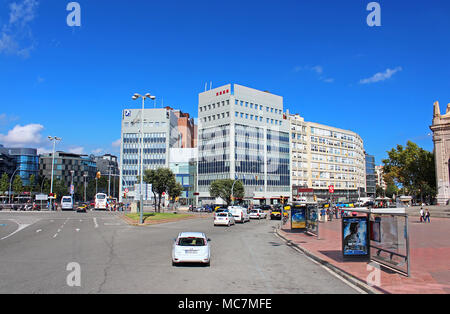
xmin=329 ymin=185 xmax=335 ymax=194
xmin=70 ymin=185 xmax=74 ymax=195
xmin=124 ymin=188 xmax=129 ymax=193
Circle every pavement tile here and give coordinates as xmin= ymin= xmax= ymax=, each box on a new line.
xmin=278 ymin=217 xmax=450 ymax=294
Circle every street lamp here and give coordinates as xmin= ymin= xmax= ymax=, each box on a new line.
xmin=8 ymin=167 xmax=20 ymax=204
xmin=132 ymin=92 xmax=156 ymax=225
xmin=48 ymin=136 xmax=62 ymax=210
xmin=83 ymin=174 xmax=88 ymax=202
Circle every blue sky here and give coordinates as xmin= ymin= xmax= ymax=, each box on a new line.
xmin=0 ymin=0 xmax=449 ymax=164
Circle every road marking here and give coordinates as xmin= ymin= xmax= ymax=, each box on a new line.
xmin=1 ymin=223 xmax=31 ymax=240
xmin=76 ymin=228 xmax=80 ymax=232
xmin=36 ymin=229 xmax=42 ymax=233
xmin=53 ymin=234 xmax=58 ymax=238
xmin=93 ymin=218 xmax=98 ymax=228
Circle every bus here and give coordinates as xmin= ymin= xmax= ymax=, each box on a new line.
xmin=95 ymin=193 xmax=108 ymax=210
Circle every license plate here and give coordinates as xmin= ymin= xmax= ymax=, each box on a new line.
xmin=185 ymin=250 xmax=197 ymax=254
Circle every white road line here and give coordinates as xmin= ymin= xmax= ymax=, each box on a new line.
xmin=76 ymin=228 xmax=80 ymax=232
xmin=36 ymin=229 xmax=42 ymax=233
xmin=93 ymin=218 xmax=99 ymax=228
xmin=1 ymin=224 xmax=31 ymax=240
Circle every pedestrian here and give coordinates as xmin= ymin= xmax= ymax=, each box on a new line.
xmin=335 ymin=206 xmax=338 ymax=219
xmin=420 ymin=208 xmax=424 ymax=222
xmin=425 ymin=209 xmax=431 ymax=223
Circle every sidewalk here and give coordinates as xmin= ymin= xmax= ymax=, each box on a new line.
xmin=277 ymin=216 xmax=450 ymax=294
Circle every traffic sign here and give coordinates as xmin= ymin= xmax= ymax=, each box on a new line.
xmin=124 ymin=188 xmax=129 ymax=193
xmin=329 ymin=185 xmax=335 ymax=194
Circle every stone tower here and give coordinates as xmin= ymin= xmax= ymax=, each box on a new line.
xmin=430 ymin=101 xmax=450 ymax=205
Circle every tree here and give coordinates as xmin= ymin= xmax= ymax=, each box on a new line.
xmin=28 ymin=174 xmax=36 ymax=194
xmin=13 ymin=175 xmax=23 ymax=197
xmin=0 ymin=173 xmax=9 ymax=195
xmin=209 ymin=179 xmax=244 ymax=206
xmin=168 ymin=181 xmax=183 ymax=209
xmin=143 ymin=168 xmax=177 ymax=212
xmin=382 ymin=141 xmax=436 ymax=203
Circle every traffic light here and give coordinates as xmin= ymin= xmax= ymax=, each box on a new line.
xmin=166 ymin=111 xmax=170 ymax=119
xmin=96 ymin=171 xmax=101 ymax=179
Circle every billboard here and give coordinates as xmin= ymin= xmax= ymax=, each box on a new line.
xmin=342 ymin=217 xmax=369 ymax=257
xmin=291 ymin=206 xmax=306 ymax=229
xmin=306 ymin=206 xmax=319 ymax=236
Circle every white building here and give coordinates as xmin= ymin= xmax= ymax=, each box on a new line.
xmin=119 ymin=108 xmax=181 ymax=201
xmin=288 ymin=113 xmax=366 ymax=202
xmin=197 ymin=84 xmax=291 ymax=205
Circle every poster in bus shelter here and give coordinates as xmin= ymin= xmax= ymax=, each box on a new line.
xmin=291 ymin=207 xmax=306 ymax=229
xmin=342 ymin=217 xmax=369 ymax=257
xmin=306 ymin=206 xmax=319 ymax=235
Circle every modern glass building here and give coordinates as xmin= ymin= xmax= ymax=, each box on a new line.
xmin=365 ymin=153 xmax=376 ymax=198
xmin=197 ymin=84 xmax=291 ymax=205
xmin=0 ymin=147 xmax=39 ymax=186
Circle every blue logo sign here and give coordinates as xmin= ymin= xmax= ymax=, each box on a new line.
xmin=124 ymin=110 xmax=131 ymax=117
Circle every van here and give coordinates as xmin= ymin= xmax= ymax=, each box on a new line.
xmin=61 ymin=196 xmax=74 ymax=210
xmin=228 ymin=206 xmax=250 ymax=223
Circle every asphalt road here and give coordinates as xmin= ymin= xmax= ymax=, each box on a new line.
xmin=0 ymin=211 xmax=359 ymax=294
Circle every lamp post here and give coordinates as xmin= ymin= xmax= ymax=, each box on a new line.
xmin=132 ymin=92 xmax=156 ymax=225
xmin=8 ymin=167 xmax=20 ymax=204
xmin=48 ymin=136 xmax=61 ymax=211
xmin=83 ymin=174 xmax=87 ymax=202
xmin=70 ymin=170 xmax=75 ymax=197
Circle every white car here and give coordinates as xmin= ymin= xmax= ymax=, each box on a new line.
xmin=61 ymin=196 xmax=73 ymax=210
xmin=214 ymin=212 xmax=235 ymax=226
xmin=249 ymin=209 xmax=267 ymax=219
xmin=172 ymin=232 xmax=211 ymax=266
xmin=228 ymin=206 xmax=250 ymax=223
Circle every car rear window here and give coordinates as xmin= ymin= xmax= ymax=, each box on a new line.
xmin=217 ymin=213 xmax=228 ymax=217
xmin=62 ymin=198 xmax=72 ymax=203
xmin=178 ymin=237 xmax=205 ymax=246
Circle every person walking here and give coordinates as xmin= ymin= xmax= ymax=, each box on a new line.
xmin=425 ymin=208 xmax=431 ymax=223
xmin=420 ymin=208 xmax=424 ymax=222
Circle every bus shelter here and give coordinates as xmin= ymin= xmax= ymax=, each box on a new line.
xmin=341 ymin=207 xmax=410 ymax=277
xmin=281 ymin=202 xmax=319 ymax=238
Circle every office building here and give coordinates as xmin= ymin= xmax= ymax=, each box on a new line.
xmin=94 ymin=154 xmax=119 ymax=177
xmin=197 ymin=84 xmax=290 ymax=205
xmin=119 ymin=107 xmax=182 ymax=201
xmin=375 ymin=165 xmax=386 ymax=190
xmin=39 ymin=152 xmax=97 ymax=191
xmin=0 ymin=146 xmax=39 ymax=186
xmin=365 ymin=153 xmax=376 ymax=198
xmin=169 ymin=148 xmax=197 ymax=205
xmin=288 ymin=114 xmax=366 ymax=202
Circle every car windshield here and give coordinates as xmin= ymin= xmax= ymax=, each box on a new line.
xmin=178 ymin=237 xmax=205 ymax=246
xmin=96 ymin=194 xmax=106 ymax=200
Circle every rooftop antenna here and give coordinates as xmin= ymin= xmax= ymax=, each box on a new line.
xmin=204 ymin=82 xmax=207 ymax=92
xmin=210 ymin=81 xmax=212 ymax=90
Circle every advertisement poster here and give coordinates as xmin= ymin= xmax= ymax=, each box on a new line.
xmin=380 ymin=216 xmax=399 ymax=250
xmin=291 ymin=207 xmax=306 ymax=229
xmin=370 ymin=219 xmax=381 ymax=243
xmin=306 ymin=207 xmax=319 ymax=235
xmin=342 ymin=217 xmax=369 ymax=256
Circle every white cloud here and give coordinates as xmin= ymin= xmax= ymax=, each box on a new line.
xmin=359 ymin=67 xmax=403 ymax=84
xmin=68 ymin=146 xmax=85 ymax=155
xmin=0 ymin=0 xmax=39 ymax=57
xmin=293 ymin=65 xmax=334 ymax=83
xmin=0 ymin=123 xmax=44 ymax=147
xmin=112 ymin=139 xmax=121 ymax=147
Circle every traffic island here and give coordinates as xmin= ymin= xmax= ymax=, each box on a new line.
xmin=120 ymin=212 xmax=210 ymax=226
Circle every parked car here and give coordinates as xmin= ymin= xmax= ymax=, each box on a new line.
xmin=249 ymin=209 xmax=267 ymax=220
xmin=214 ymin=212 xmax=235 ymax=226
xmin=228 ymin=206 xmax=250 ymax=223
xmin=172 ymin=232 xmax=211 ymax=266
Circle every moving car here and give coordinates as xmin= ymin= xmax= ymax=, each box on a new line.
xmin=249 ymin=209 xmax=267 ymax=220
xmin=270 ymin=207 xmax=282 ymax=220
xmin=61 ymin=196 xmax=74 ymax=211
xmin=76 ymin=203 xmax=89 ymax=213
xmin=214 ymin=212 xmax=235 ymax=226
xmin=228 ymin=206 xmax=250 ymax=223
xmin=172 ymin=232 xmax=211 ymax=266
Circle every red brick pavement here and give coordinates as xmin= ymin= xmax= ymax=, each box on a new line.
xmin=277 ymin=217 xmax=450 ymax=294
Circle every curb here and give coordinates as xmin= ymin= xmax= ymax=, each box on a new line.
xmin=275 ymin=228 xmax=383 ymax=295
